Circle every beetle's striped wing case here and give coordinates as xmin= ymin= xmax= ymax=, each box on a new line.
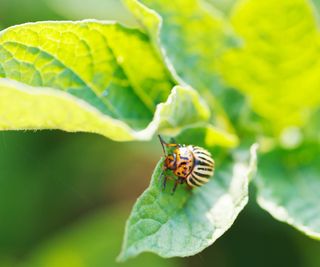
xmin=186 ymin=146 xmax=215 ymax=187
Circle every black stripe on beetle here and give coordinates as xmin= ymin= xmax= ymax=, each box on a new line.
xmin=195 ymin=160 xmax=214 ymax=168
xmin=193 ymin=171 xmax=211 ymax=179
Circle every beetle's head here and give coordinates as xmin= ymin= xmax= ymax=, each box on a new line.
xmin=164 ymin=153 xmax=176 ymax=170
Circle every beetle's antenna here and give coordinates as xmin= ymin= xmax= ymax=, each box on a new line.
xmin=158 ymin=135 xmax=167 ymax=155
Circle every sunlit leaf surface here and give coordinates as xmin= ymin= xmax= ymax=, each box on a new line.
xmin=0 ymin=79 xmax=210 ymax=141
xmin=0 ymin=21 xmax=217 ymax=141
xmin=220 ymin=0 xmax=320 ymax=133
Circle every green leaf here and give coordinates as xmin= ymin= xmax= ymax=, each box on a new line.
xmin=0 ymin=20 xmax=216 ymax=141
xmin=125 ymin=0 xmax=237 ymax=132
xmin=118 ymin=144 xmax=258 ymax=261
xmin=220 ymin=0 xmax=320 ymax=133
xmin=0 ymin=79 xmax=209 ymax=141
xmin=0 ymin=20 xmax=174 ymax=129
xmin=256 ymin=144 xmax=320 ymax=239
xmin=20 ymin=205 xmax=179 ymax=267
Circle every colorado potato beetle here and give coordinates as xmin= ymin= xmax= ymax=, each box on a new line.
xmin=158 ymin=135 xmax=215 ymax=194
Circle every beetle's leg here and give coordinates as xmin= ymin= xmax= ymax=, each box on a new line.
xmin=162 ymin=175 xmax=176 ymax=192
xmin=162 ymin=175 xmax=178 ymax=191
xmin=159 ymin=159 xmax=168 ymax=185
xmin=180 ymin=177 xmax=193 ymax=190
xmin=159 ymin=170 xmax=164 ymax=182
xmin=162 ymin=175 xmax=168 ymax=191
xmin=171 ymin=177 xmax=184 ymax=195
xmin=158 ymin=169 xmax=167 ymax=191
xmin=171 ymin=179 xmax=179 ymax=195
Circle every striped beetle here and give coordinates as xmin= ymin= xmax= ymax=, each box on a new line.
xmin=158 ymin=135 xmax=215 ymax=194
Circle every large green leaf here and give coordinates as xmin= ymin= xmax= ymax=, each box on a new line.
xmin=0 ymin=21 xmax=216 ymax=141
xmin=0 ymin=79 xmax=210 ymax=141
xmin=220 ymin=0 xmax=320 ymax=133
xmin=20 ymin=205 xmax=180 ymax=267
xmin=0 ymin=20 xmax=174 ymax=129
xmin=256 ymin=144 xmax=320 ymax=239
xmin=118 ymin=144 xmax=258 ymax=261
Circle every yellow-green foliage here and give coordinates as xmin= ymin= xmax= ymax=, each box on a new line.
xmin=221 ymin=0 xmax=320 ymax=132
xmin=0 ymin=0 xmax=319 ymax=262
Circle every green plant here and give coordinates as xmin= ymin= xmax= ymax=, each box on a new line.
xmin=0 ymin=0 xmax=319 ymax=261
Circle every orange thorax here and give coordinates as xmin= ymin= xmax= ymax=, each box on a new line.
xmin=172 ymin=146 xmax=194 ymax=178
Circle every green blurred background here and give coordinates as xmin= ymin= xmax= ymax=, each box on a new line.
xmin=0 ymin=0 xmax=320 ymax=266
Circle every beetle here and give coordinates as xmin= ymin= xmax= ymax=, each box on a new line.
xmin=158 ymin=135 xmax=215 ymax=194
